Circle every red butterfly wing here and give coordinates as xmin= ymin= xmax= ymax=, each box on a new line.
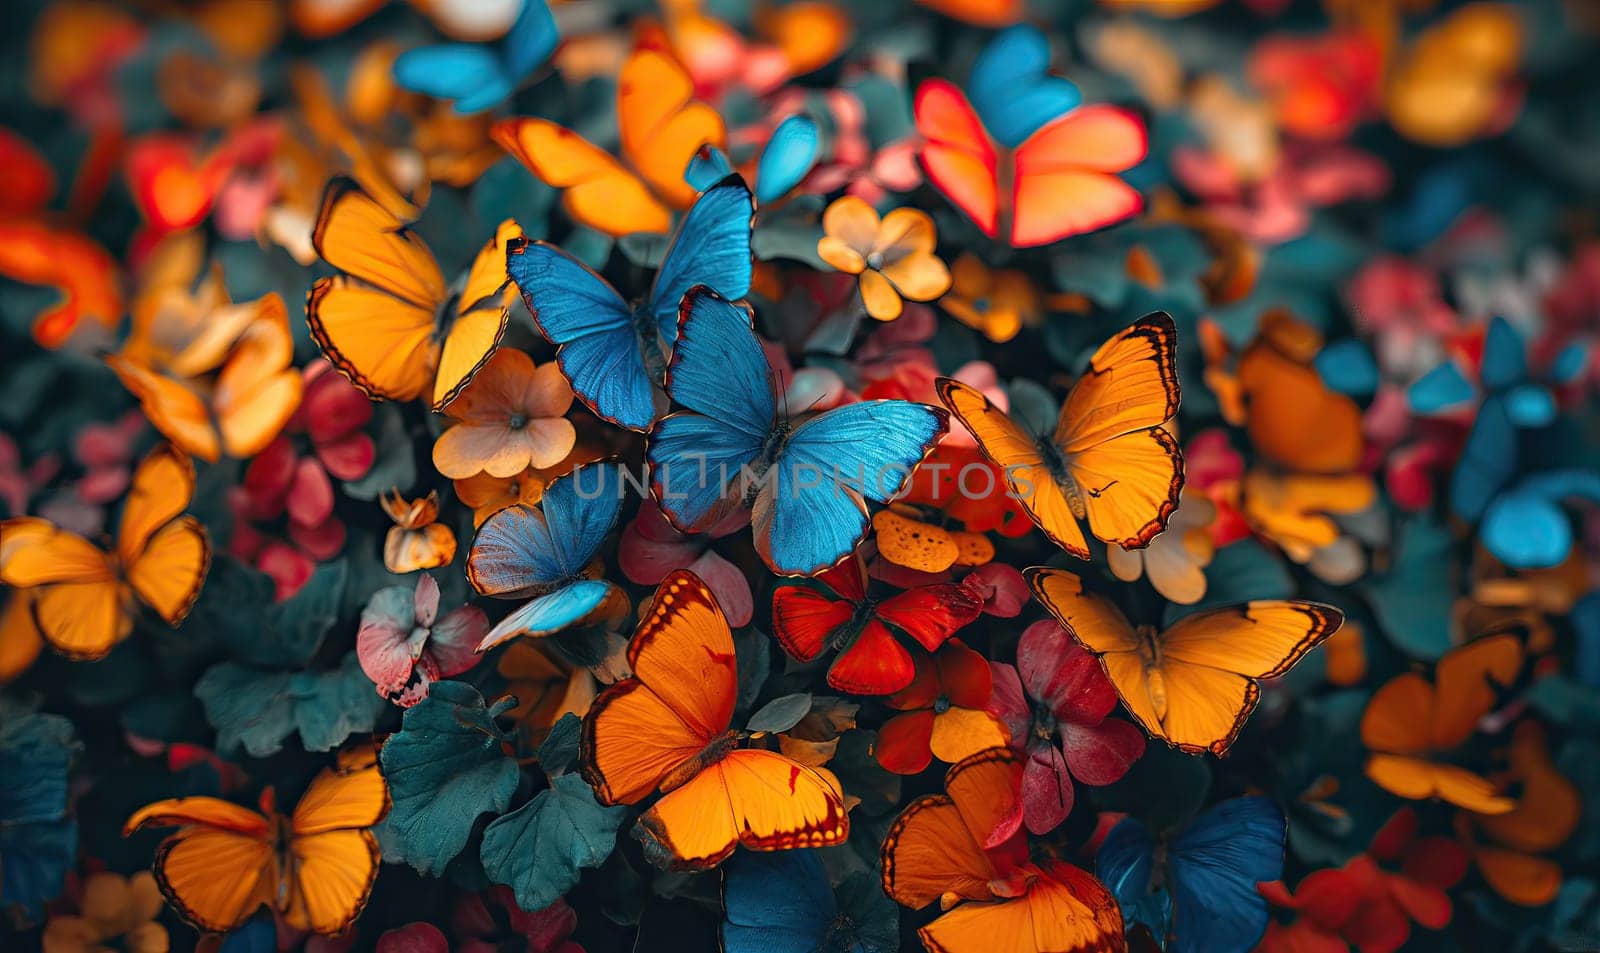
xmin=914 ymin=79 xmax=1000 ymax=239
xmin=876 ymin=584 xmax=983 ymax=652
xmin=771 ymin=585 xmax=854 ymax=663
xmin=827 ymin=619 xmax=916 ymax=695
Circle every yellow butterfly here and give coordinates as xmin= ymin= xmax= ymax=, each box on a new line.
xmin=124 ymin=747 xmax=389 ymax=934
xmin=306 ymin=177 xmax=514 ymax=409
xmin=1028 ymin=568 xmax=1343 ymax=754
xmin=937 ymin=313 xmax=1183 ymax=559
xmin=0 ymin=444 xmax=209 ymax=660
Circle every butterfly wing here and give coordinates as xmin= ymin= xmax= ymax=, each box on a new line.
xmin=920 ymin=862 xmax=1123 ymax=953
xmin=433 ymin=219 xmax=516 ymax=410
xmin=721 ymin=849 xmax=839 ymax=953
xmin=280 ymin=760 xmax=389 ymax=935
xmin=827 ymin=620 xmax=916 ymax=695
xmin=876 ymin=584 xmax=984 ymax=652
xmin=914 ymin=79 xmax=1000 ymax=238
xmin=118 ymin=445 xmax=208 ymax=627
xmin=492 ymin=118 xmax=673 ymax=235
xmin=761 ymin=400 xmax=946 ymax=576
xmin=468 ymin=463 xmax=623 ymax=597
xmin=1166 ymin=797 xmax=1285 ymax=953
xmin=770 ymin=584 xmax=855 ymax=662
xmin=882 ymin=748 xmax=1020 ymax=909
xmin=646 ymin=175 xmax=754 ymax=344
xmin=124 ymin=797 xmax=274 ymax=934
xmin=967 ymin=25 xmax=1082 ymax=148
xmin=754 ymin=115 xmax=820 ymax=205
xmin=1 ymin=517 xmax=123 ymax=659
xmin=505 ymin=236 xmax=658 ymax=430
xmin=618 ymin=50 xmax=726 ymax=211
xmin=105 ymin=358 xmax=221 ymax=462
xmin=636 ymin=748 xmax=849 ymax=870
xmin=939 ymin=378 xmax=1091 ymax=558
xmin=213 ymin=295 xmax=304 ymax=458
xmin=1009 ymin=105 xmax=1146 ymax=247
xmin=476 ymin=579 xmax=624 ymax=651
xmin=1026 ymin=568 xmax=1162 ymax=741
xmin=649 ymin=288 xmax=770 ymax=531
xmin=392 ymin=46 xmax=513 ymax=115
xmin=581 ymin=571 xmax=736 ymax=805
xmin=499 ymin=0 xmax=560 ymax=79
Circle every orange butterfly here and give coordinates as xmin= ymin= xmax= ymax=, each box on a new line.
xmin=1028 ymin=568 xmax=1343 ymax=755
xmin=580 ymin=569 xmax=849 ymax=870
xmin=307 ymin=177 xmax=514 ymax=409
xmin=938 ymin=315 xmax=1183 ymax=560
xmin=0 ymin=219 xmax=123 ymax=349
xmin=1455 ymin=720 xmax=1580 ymax=907
xmin=881 ymin=748 xmax=1124 ymax=953
xmin=0 ymin=444 xmax=209 ymax=660
xmin=124 ymin=747 xmax=389 ymax=934
xmin=914 ymin=72 xmax=1145 ymax=247
xmin=1361 ymin=632 xmax=1523 ymax=814
xmin=492 ymin=49 xmax=725 ymax=236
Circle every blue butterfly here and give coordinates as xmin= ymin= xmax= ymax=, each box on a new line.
xmin=968 ymin=24 xmax=1081 ymax=148
xmin=467 ymin=461 xmax=628 ymax=650
xmin=687 ymin=114 xmax=820 ymax=206
xmin=506 ymin=175 xmax=754 ymax=431
xmin=1096 ymin=796 xmax=1285 ymax=953
xmin=392 ymin=0 xmax=559 ymax=114
xmin=1409 ymin=316 xmax=1586 ymax=422
xmin=722 ymin=850 xmax=892 ymax=953
xmin=646 ymin=287 xmax=946 ymax=576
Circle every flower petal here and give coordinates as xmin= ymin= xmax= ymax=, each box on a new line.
xmin=858 ymin=269 xmax=903 ymax=320
xmin=822 ymin=195 xmax=881 ymax=254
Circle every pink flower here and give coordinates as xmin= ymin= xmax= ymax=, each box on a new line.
xmin=618 ymin=499 xmax=753 ymax=627
xmin=357 ymin=573 xmax=488 ymax=707
xmin=452 ymin=888 xmax=584 ymax=953
xmin=987 ymin=620 xmax=1146 ymax=838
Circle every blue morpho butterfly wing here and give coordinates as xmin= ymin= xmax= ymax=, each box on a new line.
xmin=754 ymin=115 xmax=820 ymax=205
xmin=1550 ymin=340 xmax=1591 ymax=383
xmin=722 ymin=850 xmax=844 ymax=953
xmin=506 ymin=176 xmax=753 ymax=431
xmin=392 ymin=0 xmax=558 ymax=114
xmin=218 ymin=919 xmax=276 ymax=953
xmin=967 ymin=24 xmax=1081 ymax=148
xmin=1165 ymin=796 xmax=1285 ymax=953
xmin=1314 ymin=339 xmax=1379 ymax=397
xmin=468 ymin=462 xmax=626 ymax=649
xmin=1450 ymin=395 xmax=1518 ymax=522
xmin=1407 ymin=361 xmax=1476 ymax=414
xmin=1096 ymin=817 xmax=1168 ymax=944
xmin=1484 ymin=470 xmax=1600 ymax=569
xmin=1479 ymin=316 xmax=1527 ymax=392
xmin=685 ymin=147 xmax=735 ymax=194
xmin=1504 ymin=383 xmax=1557 ymax=428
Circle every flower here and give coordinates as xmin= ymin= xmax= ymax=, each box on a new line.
xmin=382 ymin=489 xmax=457 ymax=574
xmin=357 ymin=573 xmax=488 ymax=707
xmin=433 ymin=349 xmax=577 ymax=479
xmin=454 ymin=468 xmax=550 ymax=527
xmin=816 ymin=196 xmax=951 ymax=321
xmin=43 ymin=871 xmax=168 ymax=953
xmin=876 ymin=639 xmax=1008 ymax=775
xmin=987 ymin=620 xmax=1145 ymax=837
xmin=940 ymin=254 xmax=1040 ymax=343
xmin=617 ymin=499 xmax=753 ymax=627
xmin=452 ymin=888 xmax=585 ymax=953
xmin=1243 ymin=470 xmax=1376 ymax=585
xmin=1106 ymin=489 xmax=1218 ymax=604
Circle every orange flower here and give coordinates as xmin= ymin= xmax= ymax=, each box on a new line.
xmin=381 ymin=489 xmax=456 ymax=573
xmin=1106 ymin=489 xmax=1217 ymax=604
xmin=432 ymin=349 xmax=576 ymax=480
xmin=876 ymin=640 xmax=1008 ymax=774
xmin=43 ymin=871 xmax=168 ymax=953
xmin=939 ymin=253 xmax=1039 ymax=343
xmin=817 ymin=196 xmax=951 ymax=320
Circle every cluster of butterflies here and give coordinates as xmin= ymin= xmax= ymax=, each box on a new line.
xmin=3 ymin=1 xmax=1596 ymax=953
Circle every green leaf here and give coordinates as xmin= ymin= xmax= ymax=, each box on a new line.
xmin=343 ymin=405 xmax=416 ymax=501
xmin=479 ymin=773 xmax=625 ymax=914
xmin=1361 ymin=518 xmax=1455 ymax=661
xmin=538 ymin=713 xmax=582 ymax=777
xmin=752 ymin=219 xmax=827 ymax=268
xmin=263 ymin=560 xmax=348 ymax=665
xmin=380 ymin=681 xmax=521 ymax=876
xmin=195 ymin=653 xmax=384 ymax=757
xmin=746 ymin=693 xmax=812 ymax=733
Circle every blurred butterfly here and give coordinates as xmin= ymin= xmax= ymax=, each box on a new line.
xmin=0 ymin=219 xmax=122 ymax=349
xmin=505 ymin=174 xmax=753 ymax=431
xmin=393 ymin=0 xmax=558 ymax=114
xmin=0 ymin=444 xmax=209 ymax=660
xmin=647 ymin=287 xmax=947 ymax=576
xmin=686 ymin=114 xmax=820 ymax=206
xmin=307 ymin=177 xmax=515 ymax=409
xmin=123 ymin=748 xmax=389 ymax=934
xmin=492 ymin=49 xmax=725 ymax=236
xmin=914 ymin=24 xmax=1146 ymax=247
xmin=1028 ymin=569 xmax=1343 ymax=754
xmin=1360 ymin=632 xmax=1522 ymax=814
xmin=722 ymin=849 xmax=894 ymax=953
xmin=938 ymin=314 xmax=1183 ymax=560
xmin=881 ymin=748 xmax=1124 ymax=953
xmin=467 ymin=461 xmax=630 ymax=651
xmin=1096 ymin=795 xmax=1286 ymax=953
xmin=580 ymin=569 xmax=849 ymax=869
xmin=770 ymin=555 xmax=981 ymax=695
xmin=380 ymin=489 xmax=457 ymax=573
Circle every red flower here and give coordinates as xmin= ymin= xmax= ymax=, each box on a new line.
xmin=618 ymin=499 xmax=752 ymax=627
xmin=986 ymin=621 xmax=1145 ymax=838
xmin=451 ymin=888 xmax=585 ymax=953
xmin=876 ymin=639 xmax=1007 ymax=775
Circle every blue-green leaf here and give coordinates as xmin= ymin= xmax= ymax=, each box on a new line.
xmin=195 ymin=652 xmax=383 ymax=758
xmin=479 ymin=773 xmax=625 ymax=914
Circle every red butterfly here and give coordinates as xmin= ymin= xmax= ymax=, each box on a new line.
xmin=771 ymin=557 xmax=981 ymax=695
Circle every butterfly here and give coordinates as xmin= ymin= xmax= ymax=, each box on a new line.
xmin=467 ymin=461 xmax=630 ymax=651
xmin=1028 ymin=568 xmax=1343 ymax=755
xmin=0 ymin=219 xmax=122 ymax=349
xmin=1096 ymin=796 xmax=1286 ymax=953
xmin=1360 ymin=632 xmax=1522 ymax=814
xmin=914 ymin=24 xmax=1146 ymax=247
xmin=580 ymin=569 xmax=849 ymax=870
xmin=770 ymin=555 xmax=982 ymax=695
xmin=880 ymin=747 xmax=1125 ymax=953
xmin=686 ymin=114 xmax=820 ymax=206
xmin=306 ymin=176 xmax=514 ymax=410
xmin=722 ymin=849 xmax=893 ymax=953
xmin=938 ymin=314 xmax=1183 ymax=560
xmin=0 ymin=444 xmax=209 ymax=660
xmin=492 ymin=49 xmax=725 ymax=236
xmin=505 ymin=174 xmax=753 ymax=431
xmin=392 ymin=0 xmax=558 ymax=114
xmin=123 ymin=747 xmax=389 ymax=935
xmin=647 ymin=286 xmax=947 ymax=576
